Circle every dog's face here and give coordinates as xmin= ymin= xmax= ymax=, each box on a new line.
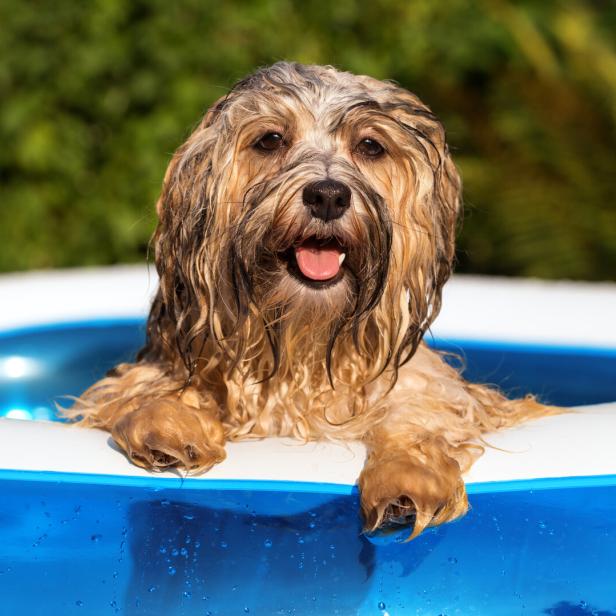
xmin=151 ymin=63 xmax=460 ymax=381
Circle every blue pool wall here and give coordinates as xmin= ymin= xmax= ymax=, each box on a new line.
xmin=1 ymin=470 xmax=615 ymax=615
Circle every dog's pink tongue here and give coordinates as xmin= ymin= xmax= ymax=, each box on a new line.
xmin=295 ymin=241 xmax=342 ymax=281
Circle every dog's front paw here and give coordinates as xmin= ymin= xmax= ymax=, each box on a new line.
xmin=111 ymin=401 xmax=226 ymax=473
xmin=358 ymin=452 xmax=468 ymax=540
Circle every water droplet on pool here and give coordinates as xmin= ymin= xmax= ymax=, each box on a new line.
xmin=90 ymin=534 xmax=102 ymax=542
xmin=171 ymin=548 xmax=179 ymax=556
xmin=183 ymin=513 xmax=194 ymax=520
xmin=168 ymin=566 xmax=177 ymax=576
xmin=159 ymin=546 xmax=167 ymax=554
xmin=297 ymin=536 xmax=305 ymax=544
xmin=180 ymin=547 xmax=188 ymax=557
xmin=183 ymin=591 xmax=192 ymax=599
xmin=378 ymin=601 xmax=386 ymax=610
xmin=538 ymin=520 xmax=547 ymax=529
xmin=264 ymin=539 xmax=273 ymax=548
xmin=308 ymin=522 xmax=316 ymax=528
xmin=448 ymin=556 xmax=458 ymax=564
xmin=148 ymin=586 xmax=157 ymax=593
xmin=220 ymin=540 xmax=228 ymax=549
xmin=75 ymin=600 xmax=83 ymax=607
xmin=160 ymin=499 xmax=170 ymax=507
xmin=244 ymin=607 xmax=250 ymax=613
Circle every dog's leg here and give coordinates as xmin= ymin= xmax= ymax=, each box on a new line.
xmin=359 ymin=345 xmax=556 ymax=539
xmin=65 ymin=363 xmax=226 ymax=473
xmin=359 ymin=429 xmax=469 ymax=540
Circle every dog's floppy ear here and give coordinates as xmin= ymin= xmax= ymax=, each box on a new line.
xmin=390 ymin=92 xmax=461 ymax=367
xmin=139 ymin=95 xmax=230 ymax=372
xmin=155 ymin=94 xmax=229 ymax=218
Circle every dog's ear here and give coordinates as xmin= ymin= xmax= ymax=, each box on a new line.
xmin=155 ymin=94 xmax=229 ymax=218
xmin=141 ymin=95 xmax=230 ymax=372
xmin=389 ymin=92 xmax=462 ymax=366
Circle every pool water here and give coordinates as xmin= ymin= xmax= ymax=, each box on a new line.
xmin=0 ymin=319 xmax=615 ymax=421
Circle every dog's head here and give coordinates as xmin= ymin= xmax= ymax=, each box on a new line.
xmin=147 ymin=62 xmax=460 ymax=384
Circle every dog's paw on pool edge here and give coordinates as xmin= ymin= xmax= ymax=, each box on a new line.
xmin=111 ymin=402 xmax=226 ymax=474
xmin=358 ymin=454 xmax=469 ymax=540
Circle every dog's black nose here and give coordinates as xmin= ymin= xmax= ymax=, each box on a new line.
xmin=302 ymin=180 xmax=351 ymax=222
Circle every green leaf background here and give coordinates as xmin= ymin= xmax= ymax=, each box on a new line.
xmin=1 ymin=0 xmax=614 ymax=280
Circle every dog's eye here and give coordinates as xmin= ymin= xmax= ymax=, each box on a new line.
xmin=356 ymin=137 xmax=385 ymax=158
xmin=255 ymin=132 xmax=285 ymax=152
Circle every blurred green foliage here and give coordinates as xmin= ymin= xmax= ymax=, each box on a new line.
xmin=1 ymin=0 xmax=615 ymax=279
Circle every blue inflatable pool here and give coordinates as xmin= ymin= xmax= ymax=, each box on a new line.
xmin=0 ymin=268 xmax=615 ymax=615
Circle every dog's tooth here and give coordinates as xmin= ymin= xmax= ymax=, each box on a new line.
xmin=338 ymin=253 xmax=346 ymax=265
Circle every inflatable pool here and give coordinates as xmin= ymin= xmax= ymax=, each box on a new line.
xmin=1 ymin=267 xmax=615 ymax=615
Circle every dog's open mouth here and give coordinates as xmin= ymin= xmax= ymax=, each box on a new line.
xmin=281 ymin=236 xmax=347 ymax=287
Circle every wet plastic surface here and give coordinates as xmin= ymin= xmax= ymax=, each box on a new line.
xmin=1 ymin=472 xmax=615 ymax=615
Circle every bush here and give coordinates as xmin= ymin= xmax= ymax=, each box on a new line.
xmin=1 ymin=0 xmax=614 ymax=279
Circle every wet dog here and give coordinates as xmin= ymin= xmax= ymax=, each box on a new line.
xmin=69 ymin=63 xmax=551 ymax=538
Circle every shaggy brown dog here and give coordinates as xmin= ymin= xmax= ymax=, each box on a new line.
xmin=68 ymin=62 xmax=552 ymax=539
